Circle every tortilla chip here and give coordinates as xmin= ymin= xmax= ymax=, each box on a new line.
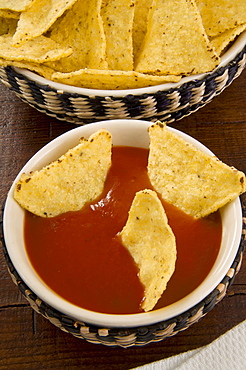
xmin=0 ymin=58 xmax=54 ymax=79
xmin=14 ymin=130 xmax=112 ymax=217
xmin=0 ymin=0 xmax=34 ymax=12
xmin=0 ymin=16 xmax=17 ymax=36
xmin=196 ymin=0 xmax=246 ymax=37
xmin=120 ymin=189 xmax=176 ymax=312
xmin=135 ymin=0 xmax=220 ymax=76
xmin=210 ymin=25 xmax=246 ymax=56
xmin=132 ymin=0 xmax=151 ymax=59
xmin=101 ymin=0 xmax=134 ymax=71
xmin=51 ymin=68 xmax=181 ymax=89
xmin=47 ymin=0 xmax=107 ymax=73
xmin=12 ymin=0 xmax=78 ymax=46
xmin=147 ymin=122 xmax=246 ymax=218
xmin=0 ymin=9 xmax=20 ymax=19
xmin=0 ymin=35 xmax=72 ymax=63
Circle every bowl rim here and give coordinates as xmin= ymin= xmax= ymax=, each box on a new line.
xmin=3 ymin=119 xmax=243 ymax=328
xmin=13 ymin=31 xmax=246 ymax=97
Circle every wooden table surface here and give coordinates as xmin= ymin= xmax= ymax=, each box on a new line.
xmin=0 ymin=69 xmax=245 ymax=370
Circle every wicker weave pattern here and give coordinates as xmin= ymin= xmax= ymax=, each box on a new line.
xmin=0 ymin=45 xmax=245 ymax=125
xmin=1 ymin=201 xmax=245 ymax=347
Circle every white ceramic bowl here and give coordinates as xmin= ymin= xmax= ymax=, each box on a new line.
xmin=3 ymin=120 xmax=243 ymax=333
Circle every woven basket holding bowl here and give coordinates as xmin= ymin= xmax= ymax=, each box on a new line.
xmin=1 ymin=112 xmax=246 ymax=347
xmin=0 ymin=32 xmax=245 ymax=125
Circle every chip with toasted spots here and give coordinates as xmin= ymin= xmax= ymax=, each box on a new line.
xmin=148 ymin=122 xmax=246 ymax=218
xmin=14 ymin=130 xmax=112 ymax=217
xmin=0 ymin=9 xmax=20 ymax=19
xmin=0 ymin=0 xmax=34 ymax=12
xmin=0 ymin=16 xmax=17 ymax=36
xmin=196 ymin=0 xmax=246 ymax=37
xmin=132 ymin=0 xmax=151 ymax=59
xmin=0 ymin=34 xmax=72 ymax=63
xmin=47 ymin=0 xmax=107 ymax=72
xmin=101 ymin=0 xmax=134 ymax=71
xmin=51 ymin=68 xmax=181 ymax=89
xmin=120 ymin=189 xmax=176 ymax=312
xmin=210 ymin=24 xmax=246 ymax=56
xmin=135 ymin=0 xmax=220 ymax=76
xmin=0 ymin=57 xmax=54 ymax=79
xmin=12 ymin=0 xmax=78 ymax=46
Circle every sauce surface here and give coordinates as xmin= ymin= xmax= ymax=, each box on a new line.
xmin=24 ymin=146 xmax=222 ymax=314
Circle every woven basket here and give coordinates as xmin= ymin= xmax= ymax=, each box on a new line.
xmin=1 ymin=200 xmax=245 ymax=348
xmin=0 ymin=41 xmax=245 ymax=125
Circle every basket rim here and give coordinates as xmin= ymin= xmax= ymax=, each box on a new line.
xmin=12 ymin=31 xmax=246 ymax=97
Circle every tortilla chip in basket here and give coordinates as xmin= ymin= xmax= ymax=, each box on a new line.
xmin=135 ymin=0 xmax=220 ymax=76
xmin=51 ymin=68 xmax=181 ymax=89
xmin=0 ymin=57 xmax=54 ymax=79
xmin=0 ymin=9 xmax=20 ymax=19
xmin=101 ymin=0 xmax=134 ymax=71
xmin=0 ymin=16 xmax=17 ymax=36
xmin=132 ymin=0 xmax=151 ymax=59
xmin=0 ymin=35 xmax=72 ymax=63
xmin=47 ymin=0 xmax=107 ymax=72
xmin=120 ymin=189 xmax=177 ymax=312
xmin=210 ymin=24 xmax=246 ymax=56
xmin=196 ymin=0 xmax=246 ymax=37
xmin=12 ymin=0 xmax=78 ymax=46
xmin=0 ymin=0 xmax=33 ymax=12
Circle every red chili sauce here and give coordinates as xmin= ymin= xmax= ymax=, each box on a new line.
xmin=24 ymin=146 xmax=222 ymax=314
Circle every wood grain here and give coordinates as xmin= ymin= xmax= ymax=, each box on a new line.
xmin=0 ymin=69 xmax=245 ymax=370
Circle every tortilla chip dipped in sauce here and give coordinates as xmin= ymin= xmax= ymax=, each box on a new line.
xmin=148 ymin=122 xmax=246 ymax=218
xmin=14 ymin=129 xmax=112 ymax=217
xmin=120 ymin=189 xmax=176 ymax=312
